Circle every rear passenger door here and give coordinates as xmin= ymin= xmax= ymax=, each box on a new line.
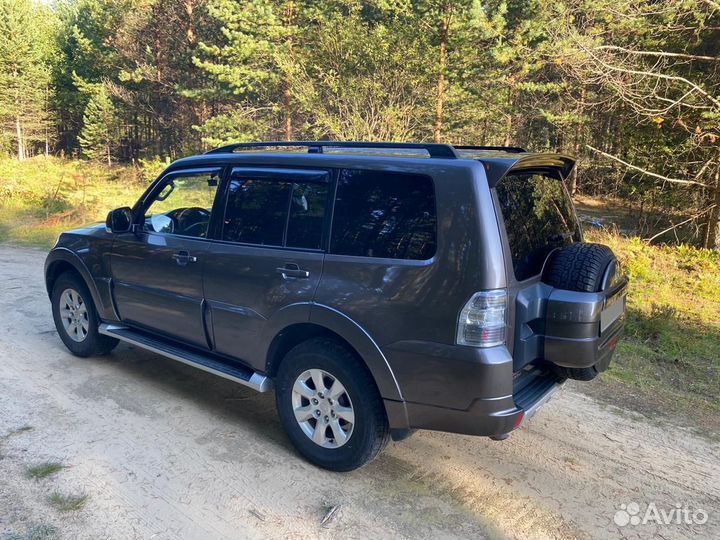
xmin=313 ymin=168 xmax=439 ymax=345
xmin=203 ymin=167 xmax=330 ymax=367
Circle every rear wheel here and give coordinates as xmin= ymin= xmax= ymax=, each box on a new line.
xmin=51 ymin=272 xmax=118 ymax=357
xmin=543 ymin=243 xmax=618 ymax=381
xmin=275 ymin=338 xmax=389 ymax=471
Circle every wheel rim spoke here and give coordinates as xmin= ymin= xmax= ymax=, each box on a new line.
xmin=309 ymin=369 xmax=326 ymax=394
xmin=334 ymin=406 xmax=354 ymax=424
xmin=327 ymin=380 xmax=344 ymax=400
xmin=293 ymin=378 xmax=315 ymax=399
xmin=312 ymin=421 xmax=327 ymax=445
xmin=293 ymin=404 xmax=314 ymax=423
xmin=329 ymin=419 xmax=348 ymax=445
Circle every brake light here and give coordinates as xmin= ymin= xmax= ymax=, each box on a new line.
xmin=456 ymin=289 xmax=507 ymax=347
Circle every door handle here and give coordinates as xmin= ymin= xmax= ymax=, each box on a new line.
xmin=276 ymin=263 xmax=310 ymax=279
xmin=172 ymin=251 xmax=198 ymax=266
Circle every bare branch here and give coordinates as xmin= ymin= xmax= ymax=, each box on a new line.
xmin=593 ymin=45 xmax=720 ymax=63
xmin=580 ymin=44 xmax=720 ymax=109
xmin=586 ymin=145 xmax=709 ymax=187
xmin=699 ymin=0 xmax=720 ymax=11
xmin=646 ymin=205 xmax=717 ymax=242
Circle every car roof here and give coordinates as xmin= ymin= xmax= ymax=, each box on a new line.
xmin=167 ymin=142 xmax=575 ymax=186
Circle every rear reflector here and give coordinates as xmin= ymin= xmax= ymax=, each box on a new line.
xmin=456 ymin=289 xmax=507 ymax=347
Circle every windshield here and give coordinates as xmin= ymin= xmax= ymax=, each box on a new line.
xmin=495 ymin=173 xmax=581 ymax=281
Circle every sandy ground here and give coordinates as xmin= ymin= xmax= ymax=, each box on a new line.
xmin=0 ymin=245 xmax=717 ymax=540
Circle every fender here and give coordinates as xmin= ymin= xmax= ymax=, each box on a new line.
xmin=44 ymin=247 xmax=118 ymax=321
xmin=308 ymin=303 xmax=404 ymax=402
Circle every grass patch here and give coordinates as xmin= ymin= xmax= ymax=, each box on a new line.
xmin=47 ymin=491 xmax=88 ymax=513
xmin=585 ymin=230 xmax=720 ymax=428
xmin=7 ymin=524 xmax=58 ymax=540
xmin=0 ymin=156 xmax=147 ymax=248
xmin=25 ymin=462 xmax=64 ymax=480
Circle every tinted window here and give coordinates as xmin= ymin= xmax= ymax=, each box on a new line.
xmin=495 ymin=173 xmax=581 ymax=281
xmin=222 ymin=178 xmax=290 ymax=245
xmin=287 ymin=183 xmax=328 ymax=249
xmin=222 ymin=175 xmax=327 ymax=248
xmin=330 ymin=169 xmax=436 ymax=260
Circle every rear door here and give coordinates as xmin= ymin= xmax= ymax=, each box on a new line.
xmin=203 ymin=167 xmax=330 ymax=366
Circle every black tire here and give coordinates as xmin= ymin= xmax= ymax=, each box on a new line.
xmin=543 ymin=242 xmax=616 ymax=293
xmin=543 ymin=243 xmax=617 ymax=381
xmin=51 ymin=271 xmax=119 ymax=357
xmin=275 ymin=338 xmax=390 ymax=471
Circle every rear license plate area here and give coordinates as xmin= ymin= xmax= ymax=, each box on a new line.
xmin=601 ymin=295 xmax=625 ymax=333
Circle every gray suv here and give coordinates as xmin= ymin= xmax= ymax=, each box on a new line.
xmin=45 ymin=141 xmax=627 ymax=471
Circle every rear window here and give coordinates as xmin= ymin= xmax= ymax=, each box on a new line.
xmin=330 ymin=169 xmax=436 ymax=260
xmin=495 ymin=173 xmax=581 ymax=281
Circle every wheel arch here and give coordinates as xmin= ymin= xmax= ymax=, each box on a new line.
xmin=44 ymin=248 xmax=116 ymax=319
xmin=264 ymin=318 xmax=409 ymax=430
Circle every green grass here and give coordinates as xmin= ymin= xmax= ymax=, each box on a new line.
xmin=25 ymin=462 xmax=64 ymax=480
xmin=0 ymin=156 xmax=148 ymax=247
xmin=47 ymin=491 xmax=88 ymax=513
xmin=6 ymin=524 xmax=58 ymax=540
xmin=586 ymin=230 xmax=720 ymax=425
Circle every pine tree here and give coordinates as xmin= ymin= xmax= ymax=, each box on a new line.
xmin=0 ymin=0 xmax=56 ymax=159
xmin=196 ymin=0 xmax=310 ymax=142
xmin=78 ymin=83 xmax=117 ymax=164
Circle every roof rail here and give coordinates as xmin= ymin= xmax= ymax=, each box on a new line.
xmin=205 ymin=141 xmax=459 ymax=159
xmin=454 ymin=145 xmax=527 ymax=153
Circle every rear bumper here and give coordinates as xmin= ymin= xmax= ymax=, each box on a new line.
xmin=382 ymin=341 xmax=560 ymax=436
xmin=543 ymin=279 xmax=627 ymax=369
xmin=514 ymin=278 xmax=628 ymax=371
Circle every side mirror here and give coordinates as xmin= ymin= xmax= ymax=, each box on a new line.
xmin=106 ymin=207 xmax=133 ymax=234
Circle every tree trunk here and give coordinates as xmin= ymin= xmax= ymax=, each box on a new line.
xmin=280 ymin=1 xmax=296 ymax=141
xmin=284 ymin=86 xmax=293 ymax=141
xmin=433 ymin=7 xmax=450 ymax=144
xmin=16 ymin=117 xmax=25 ymax=160
xmin=704 ymin=164 xmax=720 ymax=250
xmin=503 ymin=114 xmax=512 ymax=146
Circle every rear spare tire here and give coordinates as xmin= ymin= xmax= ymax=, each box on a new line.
xmin=543 ymin=243 xmax=617 ymax=381
xmin=542 ymin=242 xmax=616 ymax=293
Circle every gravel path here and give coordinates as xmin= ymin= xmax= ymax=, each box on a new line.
xmin=0 ymin=245 xmax=717 ymax=540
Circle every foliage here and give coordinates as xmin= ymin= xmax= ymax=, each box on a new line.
xmin=586 ymin=229 xmax=720 ymax=420
xmin=77 ymin=82 xmax=117 ymax=163
xmin=0 ymin=0 xmax=718 ymax=246
xmin=0 ymin=156 xmax=145 ymax=246
xmin=0 ymin=0 xmax=57 ymax=159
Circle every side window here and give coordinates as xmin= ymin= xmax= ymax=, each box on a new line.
xmin=143 ymin=171 xmax=220 ymax=238
xmin=222 ymin=172 xmax=328 ymax=249
xmin=287 ymin=183 xmax=328 ymax=249
xmin=222 ymin=179 xmax=290 ymax=246
xmin=330 ymin=169 xmax=436 ymax=260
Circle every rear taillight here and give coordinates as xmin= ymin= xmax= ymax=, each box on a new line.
xmin=456 ymin=289 xmax=507 ymax=347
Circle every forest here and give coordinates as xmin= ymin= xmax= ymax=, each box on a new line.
xmin=1 ymin=0 xmax=719 ymax=248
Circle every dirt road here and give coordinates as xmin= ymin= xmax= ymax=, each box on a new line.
xmin=0 ymin=245 xmax=717 ymax=540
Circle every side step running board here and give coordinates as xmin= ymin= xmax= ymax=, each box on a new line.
xmin=99 ymin=323 xmax=272 ymax=392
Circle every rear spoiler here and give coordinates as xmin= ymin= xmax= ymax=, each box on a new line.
xmin=478 ymin=154 xmax=576 ymax=187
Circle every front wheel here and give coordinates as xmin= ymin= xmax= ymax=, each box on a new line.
xmin=51 ymin=272 xmax=118 ymax=357
xmin=275 ymin=338 xmax=390 ymax=471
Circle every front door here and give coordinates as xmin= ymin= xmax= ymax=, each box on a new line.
xmin=203 ymin=167 xmax=330 ymax=368
xmin=110 ymin=167 xmax=223 ymax=348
